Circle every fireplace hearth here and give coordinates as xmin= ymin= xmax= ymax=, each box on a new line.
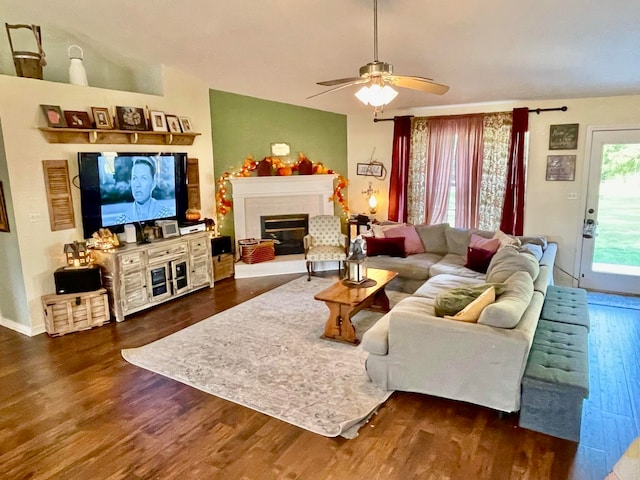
xmin=261 ymin=214 xmax=309 ymax=255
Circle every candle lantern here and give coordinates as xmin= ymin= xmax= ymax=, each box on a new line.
xmin=345 ymin=236 xmax=368 ymax=284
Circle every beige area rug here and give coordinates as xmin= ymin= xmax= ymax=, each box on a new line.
xmin=122 ymin=276 xmax=408 ymax=438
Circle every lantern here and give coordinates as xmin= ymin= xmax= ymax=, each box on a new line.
xmin=345 ymin=236 xmax=368 ymax=284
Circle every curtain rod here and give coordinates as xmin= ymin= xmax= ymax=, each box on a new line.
xmin=372 ymin=106 xmax=568 ymax=123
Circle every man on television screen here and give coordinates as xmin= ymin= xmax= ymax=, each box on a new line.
xmin=115 ymin=157 xmax=173 ymax=223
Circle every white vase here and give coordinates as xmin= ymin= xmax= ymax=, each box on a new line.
xmin=68 ymin=45 xmax=88 ymax=86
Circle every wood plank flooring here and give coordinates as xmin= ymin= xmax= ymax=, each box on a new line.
xmin=0 ymin=274 xmax=638 ymax=479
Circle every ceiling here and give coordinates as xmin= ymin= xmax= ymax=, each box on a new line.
xmin=2 ymin=0 xmax=640 ymax=115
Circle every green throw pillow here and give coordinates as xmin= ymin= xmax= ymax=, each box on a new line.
xmin=434 ymin=283 xmax=507 ymax=317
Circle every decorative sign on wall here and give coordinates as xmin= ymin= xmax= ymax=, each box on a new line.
xmin=356 ymin=162 xmax=383 ymax=177
xmin=546 ymin=155 xmax=576 ymax=181
xmin=549 ymin=123 xmax=579 ymax=150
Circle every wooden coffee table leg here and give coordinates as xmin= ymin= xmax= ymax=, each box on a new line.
xmin=321 ymin=302 xmax=359 ymax=345
xmin=371 ymin=289 xmax=391 ymax=312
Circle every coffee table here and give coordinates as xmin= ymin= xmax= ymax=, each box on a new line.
xmin=314 ymin=268 xmax=398 ymax=345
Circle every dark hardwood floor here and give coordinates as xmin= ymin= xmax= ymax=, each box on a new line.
xmin=0 ymin=274 xmax=638 ymax=479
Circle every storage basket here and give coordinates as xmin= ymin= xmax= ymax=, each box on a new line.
xmin=239 ymin=239 xmax=275 ymax=264
xmin=41 ymin=288 xmax=110 ymax=336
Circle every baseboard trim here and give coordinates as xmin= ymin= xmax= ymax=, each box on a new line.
xmin=0 ymin=317 xmax=45 ymax=336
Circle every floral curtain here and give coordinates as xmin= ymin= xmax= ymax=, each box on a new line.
xmin=479 ymin=112 xmax=513 ymax=230
xmin=407 ymin=117 xmax=429 ymax=225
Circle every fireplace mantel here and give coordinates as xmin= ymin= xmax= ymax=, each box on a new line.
xmin=230 ymin=175 xmax=338 ymax=277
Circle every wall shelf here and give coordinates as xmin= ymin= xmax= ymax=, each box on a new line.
xmin=38 ymin=127 xmax=201 ymax=146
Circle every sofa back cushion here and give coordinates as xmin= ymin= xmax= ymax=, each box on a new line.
xmin=384 ymin=225 xmax=425 ymax=254
xmin=486 ymin=245 xmax=540 ymax=283
xmin=478 ymin=271 xmax=534 ymax=328
xmin=414 ymin=223 xmax=449 ymax=254
xmin=445 ymin=227 xmax=494 ymax=256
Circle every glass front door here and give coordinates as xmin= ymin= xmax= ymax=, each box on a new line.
xmin=579 ymin=127 xmax=640 ymax=294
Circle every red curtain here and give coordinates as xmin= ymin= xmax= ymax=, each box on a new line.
xmin=500 ymin=107 xmax=529 ymax=235
xmin=388 ymin=116 xmax=412 ymax=222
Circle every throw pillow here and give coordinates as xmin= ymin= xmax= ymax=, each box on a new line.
xmin=444 ymin=286 xmax=496 ymax=323
xmin=493 ymin=229 xmax=521 ymax=248
xmin=365 ymin=236 xmax=406 ymax=257
xmin=414 ymin=223 xmax=449 ymax=254
xmin=384 ymin=225 xmax=425 ymax=254
xmin=469 ymin=233 xmax=501 ymax=253
xmin=465 ymin=246 xmax=496 ymax=273
xmin=434 ymin=283 xmax=507 ymax=317
xmin=371 ymin=222 xmax=405 ymax=238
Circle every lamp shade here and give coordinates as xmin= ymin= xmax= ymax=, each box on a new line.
xmin=355 ymin=84 xmax=398 ymax=107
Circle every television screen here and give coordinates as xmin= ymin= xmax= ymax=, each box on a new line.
xmin=78 ymin=152 xmax=188 ymax=238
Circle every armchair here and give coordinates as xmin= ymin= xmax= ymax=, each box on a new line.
xmin=303 ymin=215 xmax=348 ymax=281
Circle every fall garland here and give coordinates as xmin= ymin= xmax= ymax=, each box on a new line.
xmin=215 ymin=152 xmax=350 ymax=224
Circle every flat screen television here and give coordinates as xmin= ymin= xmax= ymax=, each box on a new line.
xmin=78 ymin=152 xmax=189 ymax=239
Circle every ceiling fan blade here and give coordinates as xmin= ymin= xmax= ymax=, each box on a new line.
xmin=307 ymin=79 xmax=370 ymax=99
xmin=317 ymin=77 xmax=364 ymax=87
xmin=390 ymin=75 xmax=450 ymax=95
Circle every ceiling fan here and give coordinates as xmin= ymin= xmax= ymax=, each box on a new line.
xmin=308 ymin=0 xmax=449 ymax=112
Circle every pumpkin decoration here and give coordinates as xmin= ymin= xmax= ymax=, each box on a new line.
xmin=185 ymin=208 xmax=201 ymax=221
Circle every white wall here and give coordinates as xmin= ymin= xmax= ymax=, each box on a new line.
xmin=347 ymin=95 xmax=640 ymax=287
xmin=0 ymin=66 xmax=214 ymax=335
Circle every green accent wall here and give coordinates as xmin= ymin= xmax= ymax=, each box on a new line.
xmin=209 ymin=90 xmax=348 ymax=238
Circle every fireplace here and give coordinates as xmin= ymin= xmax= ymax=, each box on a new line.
xmin=230 ymin=175 xmax=336 ymax=278
xmin=261 ymin=214 xmax=309 ymax=256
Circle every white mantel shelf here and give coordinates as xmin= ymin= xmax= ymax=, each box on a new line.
xmin=230 ymin=174 xmax=338 ymax=278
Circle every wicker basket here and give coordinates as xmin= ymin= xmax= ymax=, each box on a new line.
xmin=239 ymin=239 xmax=275 ymax=264
xmin=42 ymin=288 xmax=110 ymax=336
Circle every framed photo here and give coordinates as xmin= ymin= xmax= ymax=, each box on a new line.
xmin=91 ymin=107 xmax=113 ymax=129
xmin=0 ymin=181 xmax=9 ymax=232
xmin=178 ymin=116 xmax=193 ymax=133
xmin=40 ymin=104 xmax=67 ymax=128
xmin=546 ymin=155 xmax=576 ymax=181
xmin=115 ymin=106 xmax=147 ymax=131
xmin=149 ymin=110 xmax=168 ymax=132
xmin=357 ymin=162 xmax=383 ymax=177
xmin=165 ymin=114 xmax=182 ymax=133
xmin=63 ymin=110 xmax=92 ymax=128
xmin=549 ymin=123 xmax=579 ymax=150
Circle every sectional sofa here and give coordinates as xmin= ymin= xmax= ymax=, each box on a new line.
xmin=361 ymin=223 xmax=557 ymax=413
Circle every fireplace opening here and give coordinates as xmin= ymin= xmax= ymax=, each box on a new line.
xmin=260 ymin=214 xmax=309 ymax=256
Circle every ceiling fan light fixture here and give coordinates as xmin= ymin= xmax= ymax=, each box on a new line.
xmin=355 ymin=84 xmax=398 ymax=107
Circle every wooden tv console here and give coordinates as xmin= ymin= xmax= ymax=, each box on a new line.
xmin=92 ymin=231 xmax=213 ymax=322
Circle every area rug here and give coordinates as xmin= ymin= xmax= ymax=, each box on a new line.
xmin=122 ymin=276 xmax=405 ymax=438
xmin=587 ymin=291 xmax=640 ymax=310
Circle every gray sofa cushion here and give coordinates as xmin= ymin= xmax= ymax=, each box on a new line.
xmin=429 ymin=253 xmax=487 ymax=280
xmin=414 ymin=223 xmax=449 ymax=254
xmin=365 ymin=252 xmax=443 ymax=280
xmin=478 ymin=271 xmax=534 ymax=328
xmin=486 ymin=245 xmax=540 ymax=283
xmin=445 ymin=227 xmax=494 ymax=256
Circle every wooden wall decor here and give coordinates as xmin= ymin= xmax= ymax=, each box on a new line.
xmin=186 ymin=157 xmax=201 ymax=210
xmin=42 ymin=160 xmax=75 ymax=231
xmin=0 ymin=181 xmax=9 ymax=232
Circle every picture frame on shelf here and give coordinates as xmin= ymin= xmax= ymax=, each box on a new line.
xmin=63 ymin=110 xmax=92 ymax=128
xmin=165 ymin=114 xmax=182 ymax=133
xmin=546 ymin=155 xmax=576 ymax=181
xmin=115 ymin=106 xmax=147 ymax=131
xmin=149 ymin=110 xmax=168 ymax=132
xmin=0 ymin=181 xmax=9 ymax=232
xmin=178 ymin=116 xmax=193 ymax=133
xmin=40 ymin=105 xmax=67 ymax=128
xmin=91 ymin=107 xmax=113 ymax=129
